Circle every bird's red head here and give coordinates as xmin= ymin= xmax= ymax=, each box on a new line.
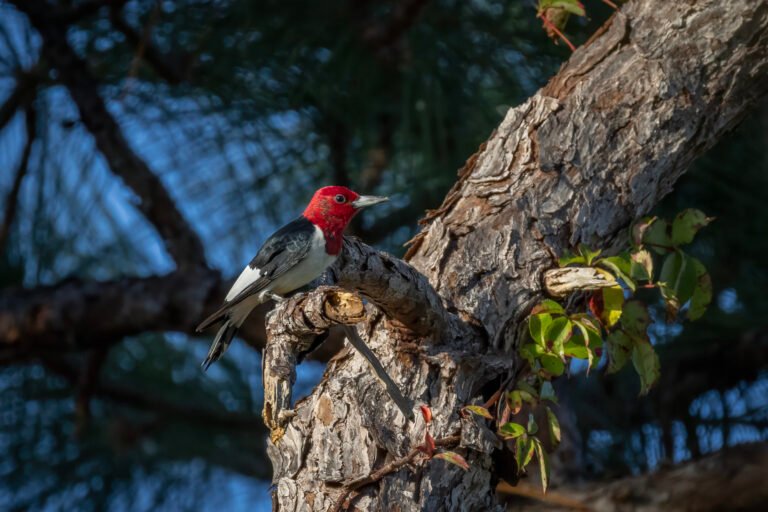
xmin=303 ymin=186 xmax=388 ymax=254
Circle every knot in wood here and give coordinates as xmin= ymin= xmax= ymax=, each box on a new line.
xmin=322 ymin=290 xmax=365 ymax=324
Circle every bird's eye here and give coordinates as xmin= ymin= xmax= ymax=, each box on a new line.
xmin=334 ymin=194 xmax=347 ymax=204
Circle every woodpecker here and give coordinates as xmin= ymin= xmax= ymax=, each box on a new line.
xmin=196 ymin=186 xmax=388 ymax=370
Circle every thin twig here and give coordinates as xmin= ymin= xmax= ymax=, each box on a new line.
xmin=497 ymin=481 xmax=591 ymax=510
xmin=332 ymin=435 xmax=461 ymax=512
xmin=539 ymin=14 xmax=577 ymax=52
xmin=119 ymin=0 xmax=162 ymax=98
xmin=109 ymin=2 xmax=187 ymax=85
xmin=75 ymin=347 xmax=109 ymax=433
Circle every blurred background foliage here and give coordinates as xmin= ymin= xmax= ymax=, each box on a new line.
xmin=0 ymin=0 xmax=765 ymax=510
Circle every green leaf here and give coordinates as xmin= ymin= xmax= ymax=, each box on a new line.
xmin=671 ymin=209 xmax=713 ymax=246
xmin=643 ymin=218 xmax=673 ymax=254
xmin=632 ymin=338 xmax=661 ymax=395
xmin=564 ymin=340 xmax=590 ymax=360
xmin=546 ymin=407 xmax=561 ymax=446
xmin=630 ymin=249 xmax=654 ymax=281
xmin=532 ymin=437 xmax=550 ymax=494
xmin=507 ymin=391 xmax=523 ymax=415
xmin=620 ymin=300 xmax=651 ymax=335
xmin=545 ymin=317 xmax=572 ymax=356
xmin=548 ymin=0 xmax=586 ymax=17
xmin=601 ymin=287 xmax=624 ymax=327
xmin=558 ymin=250 xmax=586 ymax=267
xmin=688 ymin=257 xmax=712 ymax=321
xmin=578 ymin=244 xmax=602 ymax=265
xmin=571 ymin=314 xmax=602 ymax=337
xmin=464 ymin=405 xmax=493 ymax=420
xmin=517 ymin=380 xmax=539 ymax=403
xmin=499 ymin=422 xmax=527 ymax=439
xmin=540 ymin=353 xmax=565 ymax=377
xmin=540 ymin=381 xmax=558 ymax=404
xmin=581 ymin=319 xmax=604 ymax=348
xmin=527 ymin=413 xmax=538 ymax=435
xmin=570 ymin=312 xmax=596 ymax=327
xmin=529 ymin=313 xmax=553 ymax=345
xmin=434 ymin=451 xmax=470 ymax=470
xmin=570 ymin=320 xmax=601 ymax=369
xmin=598 ymin=255 xmax=636 ymax=292
xmin=660 ymin=252 xmax=698 ymax=318
xmin=531 ymin=300 xmax=565 ymax=316
xmin=606 ymin=330 xmax=633 ymax=374
xmin=515 ymin=435 xmax=535 ymax=474
xmin=520 ymin=343 xmax=545 ymax=365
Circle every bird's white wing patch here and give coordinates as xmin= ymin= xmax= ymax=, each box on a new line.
xmin=226 ymin=266 xmax=261 ymax=301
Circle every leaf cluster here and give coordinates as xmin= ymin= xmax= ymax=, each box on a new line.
xmin=472 ymin=209 xmax=715 ymax=491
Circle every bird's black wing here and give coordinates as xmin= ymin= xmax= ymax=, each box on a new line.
xmin=196 ymin=216 xmax=315 ymax=331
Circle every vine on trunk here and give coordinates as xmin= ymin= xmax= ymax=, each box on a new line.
xmin=462 ymin=209 xmax=713 ymax=491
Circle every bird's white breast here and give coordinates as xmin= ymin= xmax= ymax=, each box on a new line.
xmin=269 ymin=225 xmax=336 ymax=295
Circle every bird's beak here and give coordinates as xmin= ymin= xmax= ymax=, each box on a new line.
xmin=352 ymin=195 xmax=388 ymax=209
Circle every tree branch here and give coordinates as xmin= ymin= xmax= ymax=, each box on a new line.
xmin=360 ymin=0 xmax=430 ymax=63
xmin=498 ymin=442 xmax=768 ymax=512
xmin=543 ymin=267 xmax=617 ymax=297
xmin=8 ymin=0 xmax=207 ymax=269
xmin=0 ymin=270 xmax=270 ymax=353
xmin=262 ymin=287 xmax=368 ymax=439
xmin=0 ymin=68 xmax=38 ymax=134
xmin=0 ymin=104 xmax=35 ymax=255
xmin=329 ymin=238 xmax=453 ymax=338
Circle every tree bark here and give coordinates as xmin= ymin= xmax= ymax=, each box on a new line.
xmin=499 ymin=441 xmax=768 ymax=512
xmin=0 ymin=270 xmax=270 ymax=357
xmin=267 ymin=0 xmax=768 ymax=510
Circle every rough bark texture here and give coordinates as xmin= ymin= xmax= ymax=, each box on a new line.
xmin=267 ymin=0 xmax=768 ymax=510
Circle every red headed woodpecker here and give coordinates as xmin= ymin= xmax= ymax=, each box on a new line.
xmin=196 ymin=186 xmax=388 ymax=370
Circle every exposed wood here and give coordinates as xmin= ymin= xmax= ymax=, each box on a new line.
xmin=543 ymin=267 xmax=617 ymax=297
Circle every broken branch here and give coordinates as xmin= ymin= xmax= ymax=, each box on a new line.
xmin=543 ymin=267 xmax=617 ymax=297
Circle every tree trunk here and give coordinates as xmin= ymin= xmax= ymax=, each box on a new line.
xmin=268 ymin=0 xmax=768 ymax=509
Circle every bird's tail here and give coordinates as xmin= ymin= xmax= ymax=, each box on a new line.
xmin=201 ymin=317 xmax=238 ymax=371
